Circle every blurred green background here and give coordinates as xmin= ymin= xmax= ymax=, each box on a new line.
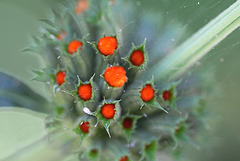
xmin=0 ymin=0 xmax=240 ymax=160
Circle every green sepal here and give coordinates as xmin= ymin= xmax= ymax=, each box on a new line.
xmin=158 ymin=80 xmax=180 ymax=111
xmin=81 ymin=138 xmax=103 ymax=161
xmin=65 ymin=5 xmax=90 ymax=37
xmin=32 ymin=66 xmax=69 ymax=95
xmin=31 ymin=68 xmax=55 ymax=83
xmin=39 ymin=6 xmax=67 ymax=32
xmin=73 ymin=117 xmax=94 ymax=143
xmin=92 ymin=99 xmax=121 ymax=137
xmin=171 ymin=115 xmax=200 ymax=150
xmin=70 ymin=74 xmax=98 ymax=106
xmin=191 ymin=99 xmax=210 ymax=130
xmin=56 ymin=106 xmax=65 ymax=116
xmin=88 ymin=148 xmax=100 ymax=161
xmin=38 ymin=18 xmax=55 ymax=27
xmin=120 ymin=114 xmax=141 ymax=141
xmin=140 ymin=77 xmax=168 ymax=113
xmin=122 ymin=38 xmax=148 ymax=71
xmin=141 ymin=140 xmax=158 ymax=161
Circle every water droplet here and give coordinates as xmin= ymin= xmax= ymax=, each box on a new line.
xmin=55 ymin=47 xmax=61 ymax=52
xmin=50 ymin=35 xmax=55 ymax=40
xmin=220 ymin=58 xmax=224 ymax=62
xmin=95 ymin=122 xmax=99 ymax=127
xmin=83 ymin=107 xmax=93 ymax=115
xmin=130 ymin=142 xmax=135 ymax=147
xmin=57 ymin=56 xmax=61 ymax=59
xmin=171 ymin=38 xmax=175 ymax=42
xmin=197 ymin=2 xmax=200 ymax=5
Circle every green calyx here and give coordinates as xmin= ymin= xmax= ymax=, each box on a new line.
xmin=122 ymin=38 xmax=148 ymax=71
xmin=120 ymin=114 xmax=141 ymax=141
xmin=92 ymin=99 xmax=121 ymax=137
xmin=139 ymin=77 xmax=168 ymax=113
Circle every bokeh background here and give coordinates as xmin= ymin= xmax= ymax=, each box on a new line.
xmin=0 ymin=0 xmax=240 ymax=160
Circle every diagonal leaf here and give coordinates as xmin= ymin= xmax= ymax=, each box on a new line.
xmin=151 ymin=0 xmax=240 ymax=81
xmin=0 ymin=107 xmax=48 ymax=160
xmin=0 ymin=72 xmax=50 ymax=113
xmin=0 ymin=107 xmax=80 ymax=161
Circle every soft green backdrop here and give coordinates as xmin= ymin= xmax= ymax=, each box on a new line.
xmin=0 ymin=0 xmax=240 ymax=160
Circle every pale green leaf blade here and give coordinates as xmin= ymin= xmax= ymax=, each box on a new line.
xmin=0 ymin=107 xmax=48 ymax=160
xmin=151 ymin=0 xmax=240 ymax=81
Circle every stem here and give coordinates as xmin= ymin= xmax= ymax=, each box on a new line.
xmin=152 ymin=0 xmax=240 ymax=81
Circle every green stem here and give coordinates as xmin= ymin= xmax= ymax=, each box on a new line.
xmin=152 ymin=1 xmax=240 ymax=81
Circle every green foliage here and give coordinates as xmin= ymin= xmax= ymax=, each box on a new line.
xmin=0 ymin=107 xmax=47 ymax=160
xmin=1 ymin=0 xmax=239 ymax=160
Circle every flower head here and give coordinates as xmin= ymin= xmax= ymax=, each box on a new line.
xmin=101 ymin=104 xmax=116 ymax=119
xmin=98 ymin=36 xmax=118 ymax=56
xmin=78 ymin=84 xmax=92 ymax=101
xmin=104 ymin=66 xmax=127 ymax=87
xmin=68 ymin=40 xmax=83 ymax=54
xmin=18 ymin=0 xmax=221 ymax=160
xmin=56 ymin=71 xmax=66 ymax=86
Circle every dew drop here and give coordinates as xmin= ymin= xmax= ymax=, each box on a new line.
xmin=53 ymin=84 xmax=58 ymax=93
xmin=57 ymin=56 xmax=61 ymax=59
xmin=50 ymin=35 xmax=56 ymax=40
xmin=55 ymin=47 xmax=61 ymax=52
xmin=197 ymin=2 xmax=200 ymax=4
xmin=130 ymin=142 xmax=135 ymax=147
xmin=83 ymin=107 xmax=93 ymax=115
xmin=220 ymin=58 xmax=224 ymax=62
xmin=143 ymin=113 xmax=147 ymax=117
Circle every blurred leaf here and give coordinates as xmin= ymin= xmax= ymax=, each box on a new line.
xmin=0 ymin=107 xmax=48 ymax=160
xmin=1 ymin=107 xmax=80 ymax=161
xmin=0 ymin=72 xmax=50 ymax=113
